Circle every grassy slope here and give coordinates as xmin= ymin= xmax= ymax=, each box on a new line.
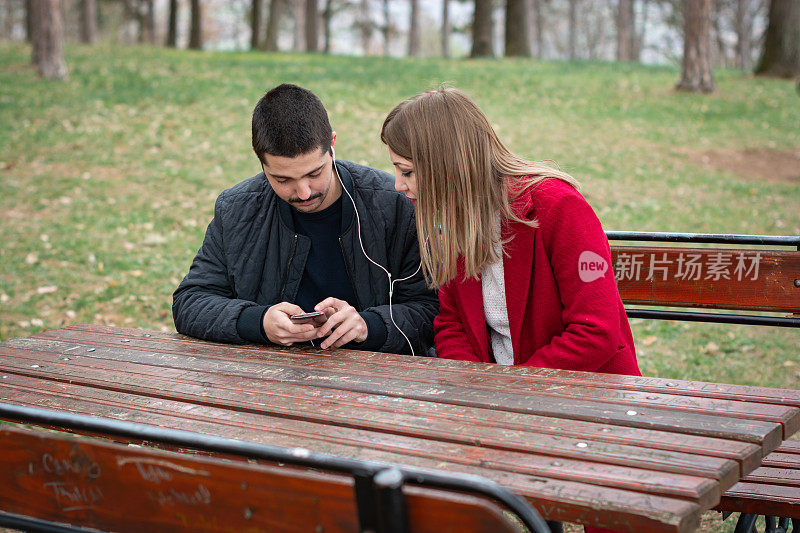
xmin=1 ymin=44 xmax=798 ymax=395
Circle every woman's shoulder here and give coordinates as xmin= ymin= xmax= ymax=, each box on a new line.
xmin=530 ymin=176 xmax=583 ymax=202
xmin=511 ymin=176 xmax=585 ymax=219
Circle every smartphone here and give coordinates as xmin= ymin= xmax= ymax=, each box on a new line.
xmin=289 ymin=311 xmax=327 ymax=326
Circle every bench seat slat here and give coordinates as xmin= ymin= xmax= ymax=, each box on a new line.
xmin=716 ymin=483 xmax=800 ymax=519
xmin=776 ymin=441 xmax=800 ymax=454
xmin=761 ymin=452 xmax=800 ymax=469
xmin=741 ymin=467 xmax=800 ymax=487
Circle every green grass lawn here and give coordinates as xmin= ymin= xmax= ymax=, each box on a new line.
xmin=1 ymin=43 xmax=798 ymax=394
xmin=1 ymin=43 xmax=799 ymax=532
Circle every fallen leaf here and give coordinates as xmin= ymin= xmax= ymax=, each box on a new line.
xmin=642 ymin=335 xmax=658 ymax=346
xmin=25 ymin=253 xmax=38 ymax=265
xmin=783 ymin=360 xmax=796 ymax=367
xmin=30 ymin=318 xmax=44 ymax=327
xmin=144 ymin=234 xmax=166 ymax=245
xmin=704 ymin=342 xmax=719 ymax=352
xmin=36 ymin=286 xmax=57 ymax=295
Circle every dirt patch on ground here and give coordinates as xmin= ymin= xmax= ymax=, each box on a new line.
xmin=689 ymin=147 xmax=800 ymax=183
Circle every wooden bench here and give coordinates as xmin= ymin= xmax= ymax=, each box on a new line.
xmin=0 ymin=402 xmax=550 ymax=533
xmin=608 ymin=231 xmax=800 ymax=530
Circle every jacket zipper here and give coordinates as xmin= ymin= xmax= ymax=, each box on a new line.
xmin=339 ymin=237 xmax=363 ymax=310
xmin=279 ymin=234 xmax=299 ymax=301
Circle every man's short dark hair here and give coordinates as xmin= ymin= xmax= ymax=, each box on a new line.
xmin=252 ymin=84 xmax=333 ymax=164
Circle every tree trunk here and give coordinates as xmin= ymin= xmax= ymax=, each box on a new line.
xmin=471 ymin=0 xmax=493 ymax=57
xmin=735 ymin=0 xmax=751 ymax=71
xmin=382 ymin=0 xmax=391 ymax=55
xmin=712 ymin=1 xmax=728 ymax=67
xmin=532 ymin=0 xmax=543 ymax=58
xmin=189 ymin=0 xmax=203 ymax=50
xmin=442 ymin=0 xmax=450 ymax=57
xmin=408 ymin=0 xmax=419 ymax=55
xmin=79 ymin=0 xmax=98 ymax=44
xmin=617 ymin=0 xmax=634 ymax=60
xmin=505 ymin=0 xmax=530 ymax=56
xmin=568 ymin=0 xmax=578 ymax=59
xmin=26 ymin=0 xmax=33 ymax=43
xmin=31 ymin=0 xmax=68 ymax=79
xmin=755 ymin=0 xmax=800 ymax=78
xmin=251 ymin=0 xmax=263 ymax=49
xmin=2 ymin=1 xmax=12 ymax=40
xmin=633 ymin=0 xmax=648 ymax=61
xmin=292 ymin=0 xmax=303 ymax=51
xmin=29 ymin=0 xmax=39 ymax=63
xmin=305 ymin=0 xmax=318 ymax=50
xmin=359 ymin=0 xmax=371 ymax=54
xmin=264 ymin=0 xmax=282 ymax=51
xmin=322 ymin=0 xmax=332 ymax=53
xmin=676 ymin=0 xmax=715 ymax=93
xmin=167 ymin=0 xmax=178 ymax=47
xmin=144 ymin=0 xmax=155 ymax=44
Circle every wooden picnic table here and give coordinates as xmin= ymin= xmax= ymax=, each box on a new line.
xmin=1 ymin=324 xmax=798 ymax=532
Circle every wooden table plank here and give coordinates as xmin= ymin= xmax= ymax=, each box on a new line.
xmin=36 ymin=329 xmax=800 ymax=438
xmin=0 ymin=377 xmax=702 ymax=532
xmin=65 ymin=324 xmax=800 ymax=409
xmin=0 ymin=357 xmax=737 ymax=497
xmin=6 ymin=335 xmax=785 ymax=451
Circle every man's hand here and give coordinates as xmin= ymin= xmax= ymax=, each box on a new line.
xmin=314 ymin=297 xmax=368 ymax=349
xmin=262 ymin=302 xmax=321 ymax=346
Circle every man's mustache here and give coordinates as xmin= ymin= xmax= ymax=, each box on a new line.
xmin=289 ymin=193 xmax=323 ymax=203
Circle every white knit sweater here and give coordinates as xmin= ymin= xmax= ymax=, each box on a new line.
xmin=481 ymin=222 xmax=513 ymax=365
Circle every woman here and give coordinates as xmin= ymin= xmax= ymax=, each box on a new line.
xmin=381 ymin=87 xmax=639 ymax=375
xmin=381 ymin=86 xmax=639 ymax=533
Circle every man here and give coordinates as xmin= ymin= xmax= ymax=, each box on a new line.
xmin=172 ymin=84 xmax=437 ymax=356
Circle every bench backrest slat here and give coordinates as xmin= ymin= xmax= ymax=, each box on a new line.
xmin=0 ymin=425 xmax=525 ymax=533
xmin=610 ymin=247 xmax=800 ymax=313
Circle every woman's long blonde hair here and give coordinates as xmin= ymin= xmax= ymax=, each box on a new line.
xmin=381 ymin=87 xmax=579 ymax=287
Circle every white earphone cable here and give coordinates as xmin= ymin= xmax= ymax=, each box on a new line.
xmin=331 ymin=148 xmax=421 ymax=357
